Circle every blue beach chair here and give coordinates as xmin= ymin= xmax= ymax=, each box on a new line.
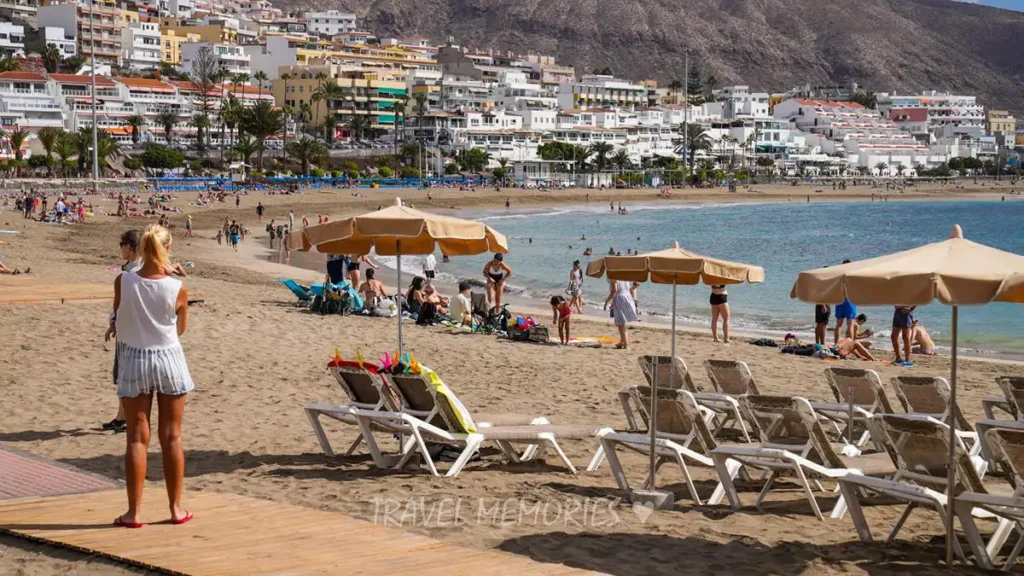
xmin=276 ymin=278 xmax=313 ymax=306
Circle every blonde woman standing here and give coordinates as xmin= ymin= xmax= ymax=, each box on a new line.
xmin=110 ymin=225 xmax=194 ymax=528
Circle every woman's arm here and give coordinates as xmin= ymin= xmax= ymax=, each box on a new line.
xmin=603 ymin=282 xmax=617 ymax=309
xmin=552 ymin=306 xmax=558 ymax=325
xmin=501 ymin=262 xmax=512 ymax=279
xmin=106 ymin=274 xmax=122 ymax=341
xmin=176 ymin=286 xmax=189 ymax=336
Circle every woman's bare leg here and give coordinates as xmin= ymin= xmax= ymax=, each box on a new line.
xmin=116 ymin=398 xmax=124 ymax=421
xmin=486 ymin=282 xmax=496 ymax=309
xmin=711 ymin=305 xmax=720 ymax=342
xmin=617 ymin=324 xmax=629 ymax=348
xmin=722 ymin=303 xmax=731 ymax=343
xmin=348 ymin=269 xmax=360 ymax=290
xmin=120 ymin=393 xmax=154 ymax=524
xmin=495 ymin=281 xmax=505 ymax=308
xmin=157 ymin=393 xmax=189 ymax=521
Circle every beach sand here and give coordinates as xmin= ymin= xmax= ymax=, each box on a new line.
xmin=1 ymin=181 xmax=1022 ymax=575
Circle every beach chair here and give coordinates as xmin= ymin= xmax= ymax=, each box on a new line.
xmin=982 ymin=376 xmax=1024 ymax=421
xmin=711 ymin=395 xmax=896 ymax=520
xmin=276 ymin=278 xmax=313 ymax=306
xmin=304 ymin=364 xmax=393 ymax=457
xmin=956 ymin=428 xmax=1024 ymax=570
xmin=891 ymin=375 xmax=980 ymax=455
xmin=353 ymin=368 xmax=612 ymax=477
xmin=703 ymin=359 xmax=762 ymax=438
xmin=620 ymin=356 xmax=750 ymax=441
xmin=838 ymin=414 xmax=996 ymax=562
xmin=598 ymin=388 xmax=743 ymax=505
xmin=812 ymin=367 xmax=896 ymax=447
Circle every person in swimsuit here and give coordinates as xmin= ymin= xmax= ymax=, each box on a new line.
xmin=550 ymin=295 xmax=572 ymax=345
xmin=911 ymin=320 xmax=936 ymax=355
xmin=358 ymin=268 xmax=388 ymax=308
xmin=835 ymin=337 xmax=876 ymax=361
xmin=891 ymin=306 xmax=917 ymax=365
xmin=346 ymin=254 xmax=375 ymax=290
xmin=710 ymin=285 xmax=731 ymax=343
xmin=483 ymin=253 xmax=512 ymax=309
xmin=814 ymin=303 xmax=831 ymax=345
xmin=567 ymin=260 xmax=584 ymax=313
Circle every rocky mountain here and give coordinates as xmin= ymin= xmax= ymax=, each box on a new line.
xmin=278 ymin=0 xmax=1024 ymax=112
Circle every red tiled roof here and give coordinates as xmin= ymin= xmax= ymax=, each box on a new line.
xmin=50 ymin=73 xmax=116 ymax=87
xmin=795 ymin=98 xmax=864 ymax=109
xmin=118 ymin=77 xmax=175 ymax=93
xmin=0 ymin=72 xmax=47 ymax=82
xmin=890 ymin=108 xmax=928 ymax=122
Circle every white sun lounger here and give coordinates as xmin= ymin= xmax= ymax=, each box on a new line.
xmin=811 ymin=367 xmax=896 ymax=447
xmin=305 ymin=364 xmax=388 ymax=457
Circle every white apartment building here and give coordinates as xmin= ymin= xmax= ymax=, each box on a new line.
xmin=0 ymin=0 xmax=38 ymax=28
xmin=121 ymin=21 xmax=161 ymax=70
xmin=242 ymin=35 xmax=297 ymax=81
xmin=440 ymin=77 xmax=492 ymax=111
xmin=167 ymin=0 xmax=195 ymax=19
xmin=36 ymin=26 xmax=76 ymax=59
xmin=116 ymin=77 xmax=190 ymax=142
xmin=774 ymin=98 xmax=944 ymax=173
xmin=49 ymin=73 xmax=129 ymax=132
xmin=714 ymin=85 xmax=769 ymax=119
xmin=491 ymin=70 xmax=556 ymax=110
xmin=0 ymin=22 xmax=25 ymax=57
xmin=877 ymin=91 xmax=985 ymax=139
xmin=180 ymin=42 xmax=251 ymax=76
xmin=305 ymin=10 xmax=357 ymax=37
xmin=557 ymin=75 xmax=647 ymax=111
xmin=0 ymin=71 xmax=64 ymax=134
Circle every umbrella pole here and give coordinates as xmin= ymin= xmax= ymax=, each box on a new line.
xmin=945 ymin=306 xmax=959 ymax=567
xmin=671 ymin=280 xmax=677 ymax=358
xmin=397 ymin=243 xmax=403 ymax=357
xmin=647 ymin=358 xmax=658 ymax=490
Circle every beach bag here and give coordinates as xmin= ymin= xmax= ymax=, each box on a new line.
xmin=374 ymin=298 xmax=398 ymax=317
xmin=527 ymin=325 xmax=549 ymax=343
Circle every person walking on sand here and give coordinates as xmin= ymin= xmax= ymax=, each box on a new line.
xmin=483 ymin=253 xmax=512 ymax=309
xmin=567 ymin=260 xmax=584 ymax=313
xmin=228 ymin=220 xmax=241 ymax=251
xmin=604 ymin=277 xmax=638 ymax=349
xmin=892 ymin=305 xmax=917 ymax=366
xmin=710 ymin=284 xmax=731 ymax=343
xmin=102 ymin=229 xmax=143 ymax=434
xmin=256 ymin=202 xmax=264 ymax=221
xmin=184 ymin=215 xmax=193 ymax=238
xmin=422 ymin=252 xmax=437 ymax=280
xmin=108 ymin=225 xmax=194 ymax=528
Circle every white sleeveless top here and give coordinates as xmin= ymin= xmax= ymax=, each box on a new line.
xmin=114 ymin=271 xmax=194 ymax=397
xmin=116 ymin=272 xmax=182 ymax=349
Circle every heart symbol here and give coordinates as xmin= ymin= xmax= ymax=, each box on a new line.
xmin=631 ymin=501 xmax=655 ymax=524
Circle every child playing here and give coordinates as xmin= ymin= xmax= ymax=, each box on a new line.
xmin=550 ymin=295 xmax=572 ymax=345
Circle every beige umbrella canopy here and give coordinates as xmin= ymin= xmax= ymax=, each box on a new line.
xmin=289 ymin=198 xmax=508 ymax=355
xmin=790 ymin=225 xmax=1024 ymax=306
xmin=290 ymin=200 xmax=508 ymax=256
xmin=587 ymin=242 xmax=764 ymax=499
xmin=587 ymin=242 xmax=765 ymax=285
xmin=789 ymin=225 xmax=1024 ymax=566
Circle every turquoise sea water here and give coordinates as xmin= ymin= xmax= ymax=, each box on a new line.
xmin=421 ymin=200 xmax=1024 ymax=356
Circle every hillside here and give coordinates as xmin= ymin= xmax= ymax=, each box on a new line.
xmin=279 ymin=0 xmax=1024 ymax=112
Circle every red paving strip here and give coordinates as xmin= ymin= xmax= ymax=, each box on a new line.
xmin=0 ymin=446 xmax=118 ymax=501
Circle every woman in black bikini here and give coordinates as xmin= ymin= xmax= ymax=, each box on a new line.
xmin=710 ymin=285 xmax=731 ymax=343
xmin=482 ymin=253 xmax=512 ymax=309
xmin=346 ymin=254 xmax=375 ymax=290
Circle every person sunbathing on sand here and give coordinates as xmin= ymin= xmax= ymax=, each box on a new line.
xmin=835 ymin=337 xmax=876 ymax=361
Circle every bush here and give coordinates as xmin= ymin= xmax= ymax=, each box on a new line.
xmin=140 ymin=144 xmax=185 ymax=171
xmin=400 ymin=167 xmax=420 ymax=179
xmin=346 ymin=169 xmax=359 ymax=179
xmin=378 ymin=166 xmax=393 ymax=178
xmin=444 ymin=163 xmax=460 ymax=175
xmin=28 ymin=155 xmax=51 ymax=170
xmin=331 ymin=170 xmax=342 ymax=178
xmin=123 ymin=157 xmax=143 ymax=171
xmin=341 ymin=161 xmax=359 ymax=173
xmin=265 ymin=170 xmax=277 ymax=177
xmin=311 ymin=168 xmax=325 ymax=177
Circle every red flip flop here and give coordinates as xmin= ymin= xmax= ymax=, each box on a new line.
xmin=171 ymin=512 xmax=194 ymax=525
xmin=113 ymin=516 xmax=143 ymax=529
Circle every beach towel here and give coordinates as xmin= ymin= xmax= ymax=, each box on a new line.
xmin=420 ymin=365 xmax=476 ymax=433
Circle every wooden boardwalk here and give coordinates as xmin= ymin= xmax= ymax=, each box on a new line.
xmin=0 ymin=276 xmax=111 ymax=305
xmin=0 ymin=488 xmax=603 ymax=575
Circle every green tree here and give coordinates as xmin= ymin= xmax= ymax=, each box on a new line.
xmin=190 ymin=113 xmax=212 ymax=153
xmin=894 ymin=162 xmax=906 ymax=177
xmin=851 ymin=91 xmax=877 ymax=109
xmin=53 ymin=132 xmax=76 ymax=177
xmin=234 ymin=134 xmax=258 ymax=166
xmin=95 ymin=130 xmax=122 ymax=174
xmin=125 ymin=114 xmax=147 ymax=145
xmin=667 ymin=79 xmax=683 ymax=102
xmin=344 ymin=116 xmax=371 ymax=142
xmin=140 ymin=143 xmax=185 ymax=172
xmin=588 ymin=141 xmax=614 ymax=172
xmin=0 ymin=57 xmax=19 ymax=72
xmin=42 ymin=43 xmax=61 ymax=73
xmin=156 ymin=110 xmax=178 ymax=145
xmin=253 ymin=70 xmax=269 ymax=98
xmin=875 ymin=162 xmax=888 ymax=175
xmin=611 ymin=148 xmax=632 ymax=173
xmin=323 ymin=115 xmax=338 ymax=145
xmin=679 ymin=124 xmax=712 ymax=166
xmin=948 ymin=157 xmax=966 ymax=174
xmin=240 ymin=101 xmax=284 ymax=170
xmin=7 ymin=128 xmax=29 ymax=162
xmin=705 ymin=74 xmax=718 ymax=101
xmin=686 ymin=64 xmax=704 ymax=105
xmin=286 ymin=135 xmax=327 ymax=175
xmin=492 ymin=166 xmax=508 ymax=185
xmin=457 ymin=148 xmax=491 ymax=172
xmin=36 ymin=127 xmax=62 ymax=177
xmin=378 ymin=166 xmax=393 ymax=178
xmin=280 ymin=72 xmax=293 ymax=151
xmin=188 ymin=45 xmax=221 ymax=150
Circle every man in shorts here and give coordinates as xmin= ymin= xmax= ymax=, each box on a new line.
xmin=815 ymin=303 xmax=831 ymax=345
xmin=892 ymin=306 xmax=917 ymax=366
xmin=833 ymin=298 xmax=858 ymax=345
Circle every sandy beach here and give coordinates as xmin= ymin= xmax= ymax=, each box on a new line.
xmin=1 ymin=180 xmax=1022 ymax=575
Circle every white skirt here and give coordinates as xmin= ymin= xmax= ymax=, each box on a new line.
xmin=116 ymin=341 xmax=194 ymax=398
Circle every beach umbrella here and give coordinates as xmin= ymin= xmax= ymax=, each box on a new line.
xmin=290 ymin=198 xmax=508 ymax=355
xmin=587 ymin=242 xmax=764 ymax=495
xmin=790 ymin=224 xmax=1024 ymax=566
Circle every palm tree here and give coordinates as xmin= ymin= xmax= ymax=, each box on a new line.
xmin=125 ymin=114 xmax=146 ymax=145
xmin=234 ymin=134 xmax=259 ymax=167
xmin=36 ymin=127 xmax=62 ymax=177
xmin=156 ymin=110 xmax=178 ymax=145
xmin=54 ymin=132 xmax=76 ymax=177
xmin=220 ymin=97 xmax=242 ymax=147
xmin=344 ymin=116 xmax=371 ymax=143
xmin=286 ymin=135 xmax=327 ymax=175
xmin=668 ymin=79 xmax=683 ymax=103
xmin=280 ymin=72 xmax=293 ymax=152
xmin=232 ymin=72 xmax=251 ymax=90
xmin=73 ymin=127 xmax=91 ymax=175
xmin=913 ymin=162 xmax=927 ymax=177
xmin=680 ymin=124 xmax=713 ymax=167
xmin=611 ymin=148 xmax=631 ymax=177
xmin=588 ymin=141 xmax=614 ymax=172
xmin=894 ymin=162 xmax=906 ymax=177
xmin=298 ymin=102 xmax=312 ymax=134
xmin=323 ymin=115 xmax=338 ymax=145
xmin=875 ymin=162 xmax=888 ymax=176
xmin=240 ymin=101 xmax=284 ymax=170
xmin=253 ymin=71 xmax=269 ymax=99
xmin=310 ymin=72 xmax=329 ymax=138
xmin=96 ymin=130 xmax=122 ymax=175
xmin=0 ymin=57 xmax=19 ymax=72
xmin=7 ymin=128 xmax=29 ymax=162
xmin=190 ymin=113 xmax=211 ymax=152
xmin=42 ymin=43 xmax=61 ymax=73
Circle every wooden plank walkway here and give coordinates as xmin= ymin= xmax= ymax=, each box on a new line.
xmin=0 ymin=276 xmax=111 ymax=304
xmin=0 ymin=488 xmax=604 ymax=576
